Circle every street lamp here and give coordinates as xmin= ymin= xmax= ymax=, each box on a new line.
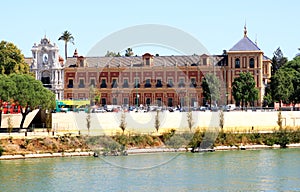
xmin=136 ymin=94 xmax=140 ymax=108
xmin=226 ymin=93 xmax=229 ymax=105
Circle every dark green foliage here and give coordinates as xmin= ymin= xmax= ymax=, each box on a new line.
xmin=232 ymin=72 xmax=258 ymax=107
xmin=164 ymin=135 xmax=187 ymax=149
xmin=271 ymin=47 xmax=287 ymax=75
xmin=187 ymin=129 xmax=206 ymax=148
xmin=275 ymin=129 xmax=290 ymax=148
xmin=271 ymin=69 xmax=294 ymax=106
xmin=85 ymin=135 xmax=121 ymax=152
xmin=0 ymin=40 xmax=30 ymax=75
xmin=58 ymin=30 xmax=74 ymax=60
xmin=201 ymin=73 xmax=221 ymax=107
xmin=125 ymin=48 xmax=133 ymax=57
xmin=0 ymin=145 xmax=4 ymax=156
xmin=161 ymin=129 xmax=176 ymax=142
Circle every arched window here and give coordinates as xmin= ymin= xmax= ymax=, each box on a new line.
xmin=235 ymin=58 xmax=240 ymax=68
xmin=249 ymin=58 xmax=255 ymax=68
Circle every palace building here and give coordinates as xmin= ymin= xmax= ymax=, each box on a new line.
xmin=28 ymin=27 xmax=271 ymax=107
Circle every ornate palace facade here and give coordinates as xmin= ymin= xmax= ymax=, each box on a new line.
xmin=29 ymin=28 xmax=272 ymax=107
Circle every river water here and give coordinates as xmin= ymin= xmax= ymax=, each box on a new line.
xmin=0 ymin=148 xmax=300 ymax=191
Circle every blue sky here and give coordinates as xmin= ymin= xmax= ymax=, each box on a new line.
xmin=1 ymin=0 xmax=299 ymax=60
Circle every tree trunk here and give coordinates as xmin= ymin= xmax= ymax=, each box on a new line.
xmin=279 ymin=100 xmax=282 ymax=108
xmin=20 ymin=109 xmax=29 ymax=130
xmin=65 ymin=42 xmax=68 ymax=60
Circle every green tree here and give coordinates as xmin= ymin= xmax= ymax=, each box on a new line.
xmin=281 ymin=56 xmax=300 ymax=107
xmin=201 ymin=73 xmax=220 ymax=107
xmin=9 ymin=74 xmax=56 ymax=129
xmin=271 ymin=47 xmax=288 ymax=75
xmin=125 ymin=48 xmax=133 ymax=57
xmin=270 ymin=68 xmax=294 ymax=108
xmin=232 ymin=72 xmax=258 ymax=108
xmin=105 ymin=51 xmax=121 ymax=57
xmin=0 ymin=75 xmax=17 ymax=128
xmin=58 ymin=30 xmax=74 ymax=60
xmin=0 ymin=40 xmax=30 ymax=75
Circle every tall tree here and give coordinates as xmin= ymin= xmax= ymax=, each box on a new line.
xmin=58 ymin=31 xmax=74 ymax=60
xmin=9 ymin=74 xmax=56 ymax=129
xmin=0 ymin=41 xmax=30 ymax=75
xmin=232 ymin=72 xmax=258 ymax=108
xmin=281 ymin=56 xmax=300 ymax=107
xmin=105 ymin=51 xmax=121 ymax=57
xmin=271 ymin=47 xmax=288 ymax=75
xmin=201 ymin=73 xmax=220 ymax=107
xmin=0 ymin=75 xmax=17 ymax=128
xmin=125 ymin=48 xmax=133 ymax=57
xmin=270 ymin=68 xmax=294 ymax=108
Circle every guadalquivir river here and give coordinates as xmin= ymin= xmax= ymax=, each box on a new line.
xmin=1 ymin=148 xmax=300 ymax=192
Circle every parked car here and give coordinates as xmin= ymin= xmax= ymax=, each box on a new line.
xmin=95 ymin=108 xmax=106 ymax=113
xmin=199 ymin=106 xmax=207 ymax=111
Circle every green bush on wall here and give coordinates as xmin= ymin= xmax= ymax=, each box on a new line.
xmin=0 ymin=145 xmax=4 ymax=156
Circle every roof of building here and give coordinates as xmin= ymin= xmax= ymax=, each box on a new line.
xmin=229 ymin=36 xmax=261 ymax=51
xmin=65 ymin=54 xmax=225 ymax=68
xmin=229 ymin=26 xmax=261 ymax=52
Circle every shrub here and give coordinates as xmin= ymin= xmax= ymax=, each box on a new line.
xmin=161 ymin=129 xmax=176 ymax=142
xmin=0 ymin=145 xmax=4 ymax=156
xmin=165 ymin=135 xmax=186 ymax=149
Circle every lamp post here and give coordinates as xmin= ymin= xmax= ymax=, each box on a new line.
xmin=226 ymin=93 xmax=228 ymax=105
xmin=136 ymin=94 xmax=140 ymax=108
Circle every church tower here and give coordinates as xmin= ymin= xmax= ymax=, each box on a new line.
xmin=31 ymin=36 xmax=64 ymax=100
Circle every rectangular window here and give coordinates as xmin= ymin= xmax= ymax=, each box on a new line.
xmin=123 ymin=79 xmax=129 ymax=88
xmin=157 ymin=98 xmax=162 ymax=106
xmin=190 ymin=78 xmax=196 ymax=87
xmin=156 ymin=79 xmax=162 ymax=88
xmin=167 ymin=78 xmax=173 ymax=87
xmin=112 ymin=79 xmax=118 ymax=88
xmin=112 ymin=98 xmax=117 ymax=105
xmin=145 ymin=79 xmax=151 ymax=88
xmin=90 ymin=79 xmax=95 ymax=87
xmin=100 ymin=79 xmax=107 ymax=88
xmin=123 ymin=98 xmax=129 ymax=105
xmin=68 ymin=79 xmax=73 ymax=88
xmin=146 ymin=98 xmax=151 ymax=105
xmin=203 ymin=58 xmax=207 ymax=65
xmin=79 ymin=79 xmax=85 ymax=88
xmin=145 ymin=58 xmax=150 ymax=66
xmin=179 ymin=78 xmax=185 ymax=87
xmin=134 ymin=78 xmax=140 ymax=88
xmin=80 ymin=60 xmax=84 ymax=67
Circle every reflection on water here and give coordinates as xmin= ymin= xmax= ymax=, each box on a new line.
xmin=0 ymin=149 xmax=300 ymax=191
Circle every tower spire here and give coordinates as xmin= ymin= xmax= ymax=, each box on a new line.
xmin=244 ymin=22 xmax=247 ymax=37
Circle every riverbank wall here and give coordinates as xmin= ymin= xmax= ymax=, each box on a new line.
xmin=51 ymin=111 xmax=300 ymax=135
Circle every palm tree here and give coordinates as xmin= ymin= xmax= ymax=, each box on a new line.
xmin=125 ymin=48 xmax=133 ymax=57
xmin=58 ymin=31 xmax=74 ymax=60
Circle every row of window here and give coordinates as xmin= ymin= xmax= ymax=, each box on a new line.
xmin=67 ymin=78 xmax=198 ymax=88
xmin=235 ymin=58 xmax=255 ymax=68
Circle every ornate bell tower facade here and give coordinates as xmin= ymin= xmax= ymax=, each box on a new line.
xmin=31 ymin=37 xmax=64 ymax=100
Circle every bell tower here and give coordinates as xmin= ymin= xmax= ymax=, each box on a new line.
xmin=31 ymin=36 xmax=64 ymax=100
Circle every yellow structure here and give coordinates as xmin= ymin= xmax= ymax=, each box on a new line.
xmin=225 ymin=26 xmax=272 ymax=105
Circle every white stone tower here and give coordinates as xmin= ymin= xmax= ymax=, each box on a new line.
xmin=31 ymin=36 xmax=64 ymax=100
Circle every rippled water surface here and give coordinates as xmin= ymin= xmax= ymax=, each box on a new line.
xmin=1 ymin=149 xmax=300 ymax=191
